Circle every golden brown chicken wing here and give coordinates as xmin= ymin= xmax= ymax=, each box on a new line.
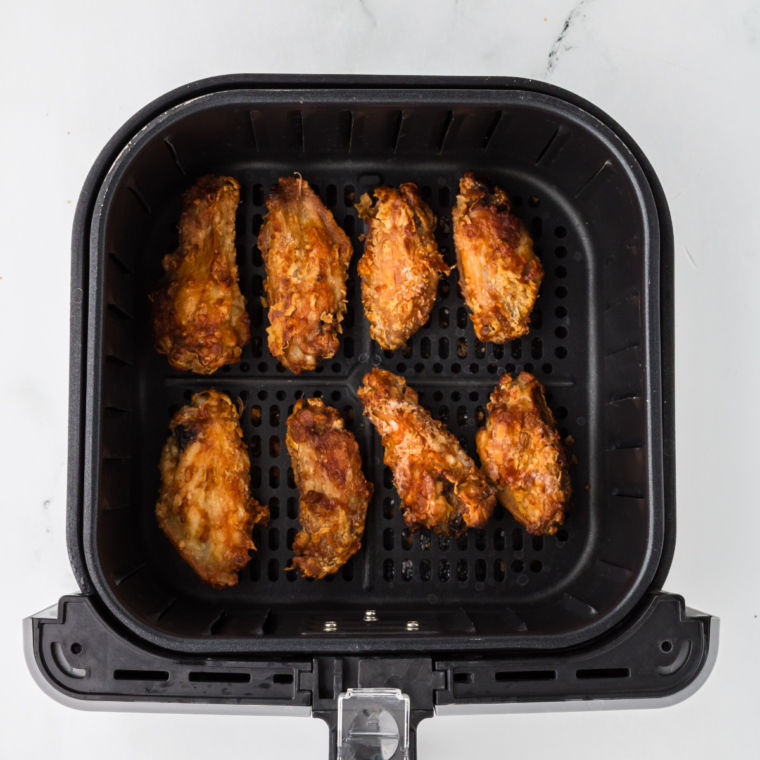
xmin=285 ymin=398 xmax=372 ymax=579
xmin=258 ymin=176 xmax=353 ymax=373
xmin=452 ymin=172 xmax=543 ymax=343
xmin=476 ymin=373 xmax=570 ymax=535
xmin=358 ymin=369 xmax=495 ymax=536
xmin=151 ymin=175 xmax=250 ymax=373
xmin=156 ymin=389 xmax=269 ymax=588
xmin=356 ymin=184 xmax=450 ymax=350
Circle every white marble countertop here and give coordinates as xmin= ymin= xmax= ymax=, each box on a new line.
xmin=1 ymin=0 xmax=759 ymax=757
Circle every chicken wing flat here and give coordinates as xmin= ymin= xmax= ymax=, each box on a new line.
xmin=151 ymin=175 xmax=250 ymax=373
xmin=258 ymin=176 xmax=353 ymax=373
xmin=358 ymin=369 xmax=495 ymax=536
xmin=285 ymin=398 xmax=372 ymax=579
xmin=356 ymin=184 xmax=450 ymax=350
xmin=452 ymin=172 xmax=543 ymax=343
xmin=156 ymin=389 xmax=269 ymax=588
xmin=476 ymin=373 xmax=570 ymax=535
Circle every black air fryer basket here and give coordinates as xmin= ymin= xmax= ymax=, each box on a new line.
xmin=26 ymin=75 xmax=717 ymax=759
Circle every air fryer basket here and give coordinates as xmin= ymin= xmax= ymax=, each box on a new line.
xmin=81 ymin=85 xmax=665 ymax=654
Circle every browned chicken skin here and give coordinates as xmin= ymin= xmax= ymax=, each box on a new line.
xmin=452 ymin=172 xmax=543 ymax=343
xmin=476 ymin=373 xmax=570 ymax=535
xmin=356 ymin=184 xmax=450 ymax=350
xmin=285 ymin=398 xmax=372 ymax=578
xmin=151 ymin=176 xmax=250 ymax=373
xmin=358 ymin=369 xmax=495 ymax=536
xmin=258 ymin=176 xmax=353 ymax=374
xmin=156 ymin=389 xmax=269 ymax=588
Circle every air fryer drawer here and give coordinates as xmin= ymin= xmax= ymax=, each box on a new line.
xmin=79 ymin=86 xmax=666 ymax=654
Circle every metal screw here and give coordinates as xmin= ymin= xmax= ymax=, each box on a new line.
xmin=406 ymin=620 xmax=419 ymax=631
xmin=364 ymin=610 xmax=378 ymax=622
xmin=324 ymin=621 xmax=337 ymax=632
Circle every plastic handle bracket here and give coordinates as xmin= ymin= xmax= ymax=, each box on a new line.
xmin=336 ymin=688 xmax=411 ymax=760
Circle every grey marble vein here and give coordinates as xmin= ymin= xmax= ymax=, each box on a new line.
xmin=547 ymin=0 xmax=592 ymax=74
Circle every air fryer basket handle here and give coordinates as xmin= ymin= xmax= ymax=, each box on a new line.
xmin=26 ymin=594 xmax=717 ymax=758
xmin=317 ymin=689 xmax=427 ymax=760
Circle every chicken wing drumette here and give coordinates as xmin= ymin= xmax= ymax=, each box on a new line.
xmin=285 ymin=398 xmax=372 ymax=579
xmin=258 ymin=176 xmax=353 ymax=373
xmin=476 ymin=373 xmax=570 ymax=535
xmin=356 ymin=183 xmax=450 ymax=350
xmin=452 ymin=172 xmax=543 ymax=343
xmin=156 ymin=389 xmax=269 ymax=588
xmin=358 ymin=369 xmax=495 ymax=536
xmin=151 ymin=175 xmax=250 ymax=373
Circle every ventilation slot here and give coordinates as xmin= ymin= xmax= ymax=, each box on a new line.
xmin=575 ymin=161 xmax=611 ymax=198
xmin=495 ymin=670 xmax=556 ymax=682
xmin=163 ymin=138 xmax=185 ymax=175
xmin=289 ymin=110 xmax=304 ymax=151
xmin=113 ymin=563 xmax=145 ymax=586
xmin=107 ymin=303 xmax=131 ymax=322
xmin=114 ymin=670 xmax=168 ymax=682
xmin=188 ymin=672 xmax=250 ymax=684
xmin=482 ymin=111 xmax=503 ymax=149
xmin=126 ymin=184 xmax=151 ymax=214
xmin=249 ymin=110 xmax=263 ymax=149
xmin=437 ymin=110 xmax=454 ymax=153
xmin=108 ymin=252 xmax=132 ymax=275
xmin=576 ymin=668 xmax=630 ymax=680
xmin=612 ymin=487 xmax=644 ymax=499
xmin=391 ymin=111 xmax=405 ymax=152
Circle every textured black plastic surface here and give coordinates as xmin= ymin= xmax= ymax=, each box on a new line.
xmin=31 ymin=596 xmax=311 ymax=706
xmin=74 ymin=80 xmax=669 ymax=654
xmin=433 ymin=593 xmax=711 ymax=705
xmin=30 ymin=593 xmax=712 ymax=707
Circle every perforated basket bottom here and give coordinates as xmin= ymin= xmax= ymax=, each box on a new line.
xmin=129 ymin=162 xmax=594 ymax=617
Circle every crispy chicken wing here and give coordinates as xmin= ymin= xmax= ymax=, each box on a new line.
xmin=285 ymin=398 xmax=372 ymax=579
xmin=452 ymin=172 xmax=543 ymax=343
xmin=358 ymin=369 xmax=495 ymax=536
xmin=156 ymin=389 xmax=269 ymax=588
xmin=476 ymin=373 xmax=570 ymax=535
xmin=258 ymin=176 xmax=353 ymax=373
xmin=356 ymin=184 xmax=450 ymax=350
xmin=151 ymin=175 xmax=250 ymax=373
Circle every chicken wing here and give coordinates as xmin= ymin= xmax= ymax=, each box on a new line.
xmin=452 ymin=172 xmax=543 ymax=343
xmin=151 ymin=175 xmax=250 ymax=373
xmin=356 ymin=183 xmax=450 ymax=350
xmin=285 ymin=398 xmax=372 ymax=578
xmin=258 ymin=176 xmax=353 ymax=373
xmin=156 ymin=389 xmax=269 ymax=588
xmin=358 ymin=369 xmax=495 ymax=536
xmin=476 ymin=373 xmax=570 ymax=535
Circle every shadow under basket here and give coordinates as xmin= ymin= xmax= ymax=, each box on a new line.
xmin=75 ymin=78 xmax=671 ymax=656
